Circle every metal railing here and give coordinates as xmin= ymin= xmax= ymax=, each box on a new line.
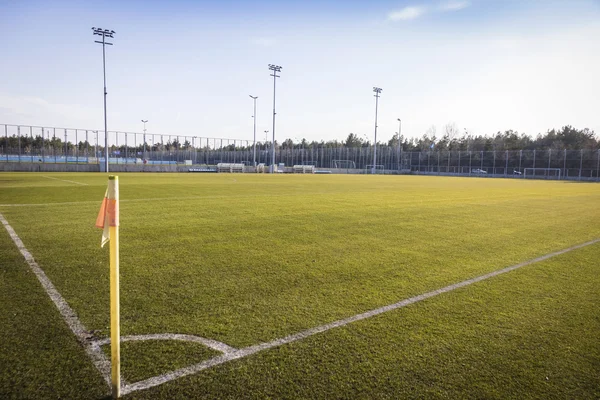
xmin=1 ymin=124 xmax=599 ymax=180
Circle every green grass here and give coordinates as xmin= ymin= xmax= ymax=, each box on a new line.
xmin=0 ymin=218 xmax=107 ymax=399
xmin=101 ymin=341 xmax=219 ymax=383
xmin=1 ymin=172 xmax=599 ymax=398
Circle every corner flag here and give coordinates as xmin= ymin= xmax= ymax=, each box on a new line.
xmin=96 ymin=175 xmax=121 ymax=398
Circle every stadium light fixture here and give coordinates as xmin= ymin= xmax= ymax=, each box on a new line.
xmin=372 ymin=87 xmax=382 ymax=174
xmin=268 ymin=64 xmax=282 ymax=173
xmin=249 ymin=95 xmax=258 ymax=166
xmin=92 ymin=27 xmax=115 ymax=173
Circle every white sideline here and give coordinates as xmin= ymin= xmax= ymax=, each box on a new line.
xmin=42 ymin=175 xmax=88 ymax=185
xmin=121 ymin=237 xmax=600 ymax=395
xmin=0 ymin=212 xmax=112 ymax=387
xmin=2 ymin=208 xmax=598 ymax=395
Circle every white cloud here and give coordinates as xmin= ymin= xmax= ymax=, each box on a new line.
xmin=388 ymin=6 xmax=427 ymax=21
xmin=438 ymin=1 xmax=470 ymax=11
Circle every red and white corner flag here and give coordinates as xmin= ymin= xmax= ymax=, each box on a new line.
xmin=95 ymin=176 xmax=121 ymax=398
xmin=95 ymin=177 xmax=119 ymax=247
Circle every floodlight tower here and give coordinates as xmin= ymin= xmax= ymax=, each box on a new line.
xmin=264 ymin=130 xmax=269 ymax=162
xmin=92 ymin=27 xmax=115 ymax=173
xmin=141 ymin=120 xmax=148 ymax=160
xmin=249 ymin=95 xmax=258 ymax=166
xmin=372 ymin=87 xmax=382 ymax=174
xmin=268 ymin=64 xmax=282 ymax=173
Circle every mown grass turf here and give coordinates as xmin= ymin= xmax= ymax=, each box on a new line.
xmin=1 ymin=172 xmax=599 ymax=398
xmin=126 ymin=243 xmax=600 ymax=399
xmin=0 ymin=220 xmax=107 ymax=399
xmin=101 ymin=341 xmax=219 ymax=383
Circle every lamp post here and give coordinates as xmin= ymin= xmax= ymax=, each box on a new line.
xmin=92 ymin=27 xmax=115 ymax=173
xmin=141 ymin=120 xmax=148 ymax=161
xmin=249 ymin=95 xmax=258 ymax=166
xmin=264 ymin=130 xmax=269 ymax=163
xmin=268 ymin=64 xmax=282 ymax=173
xmin=372 ymin=87 xmax=382 ymax=174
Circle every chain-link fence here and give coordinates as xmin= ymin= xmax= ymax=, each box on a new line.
xmin=1 ymin=124 xmax=599 ymax=180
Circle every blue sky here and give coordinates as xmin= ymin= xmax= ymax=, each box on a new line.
xmin=1 ymin=0 xmax=599 ymax=143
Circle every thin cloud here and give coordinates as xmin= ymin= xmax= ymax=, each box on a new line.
xmin=438 ymin=1 xmax=470 ymax=11
xmin=388 ymin=6 xmax=427 ymax=21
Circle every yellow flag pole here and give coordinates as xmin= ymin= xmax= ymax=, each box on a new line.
xmin=108 ymin=176 xmax=120 ymax=398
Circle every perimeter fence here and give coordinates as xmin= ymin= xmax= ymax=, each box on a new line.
xmin=1 ymin=124 xmax=598 ymax=180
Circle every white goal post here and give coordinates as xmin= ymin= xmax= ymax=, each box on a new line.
xmin=523 ymin=168 xmax=561 ymax=180
xmin=332 ymin=159 xmax=356 ymax=169
xmin=366 ymin=164 xmax=385 ymax=174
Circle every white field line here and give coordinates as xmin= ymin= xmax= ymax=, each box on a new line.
xmin=3 ymin=207 xmax=598 ymax=395
xmin=121 ymin=237 xmax=600 ymax=395
xmin=93 ymin=334 xmax=237 ymax=354
xmin=41 ymin=175 xmax=88 ymax=186
xmin=0 ymin=212 xmax=113 ymax=388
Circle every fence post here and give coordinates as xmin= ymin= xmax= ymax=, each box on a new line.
xmin=64 ymin=129 xmax=68 ymax=163
xmin=18 ymin=126 xmax=21 ymax=163
xmin=53 ymin=128 xmax=57 ymax=164
xmin=480 ymin=150 xmax=483 ymax=170
xmin=30 ymin=126 xmax=34 ymax=163
xmin=597 ymin=149 xmax=600 ymax=181
xmin=469 ymin=151 xmax=472 ymax=175
xmin=579 ymin=149 xmax=583 ymax=180
xmin=563 ymin=149 xmax=567 ymax=179
xmin=41 ymin=127 xmax=45 ymax=162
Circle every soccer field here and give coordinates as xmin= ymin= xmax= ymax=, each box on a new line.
xmin=1 ymin=173 xmax=599 ymax=399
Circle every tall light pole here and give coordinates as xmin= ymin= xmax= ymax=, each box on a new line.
xmin=141 ymin=120 xmax=148 ymax=160
xmin=397 ymin=118 xmax=401 ymax=170
xmin=372 ymin=87 xmax=382 ymax=174
xmin=268 ymin=64 xmax=282 ymax=173
xmin=92 ymin=27 xmax=115 ymax=173
xmin=264 ymin=130 xmax=269 ymax=163
xmin=249 ymin=95 xmax=258 ymax=166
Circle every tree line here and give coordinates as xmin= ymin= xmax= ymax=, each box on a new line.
xmin=1 ymin=125 xmax=597 ymax=153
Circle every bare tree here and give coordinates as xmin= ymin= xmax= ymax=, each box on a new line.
xmin=444 ymin=123 xmax=459 ymax=141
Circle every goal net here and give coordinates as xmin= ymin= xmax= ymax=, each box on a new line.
xmin=332 ymin=159 xmax=356 ymax=169
xmin=366 ymin=164 xmax=385 ymax=174
xmin=523 ymin=168 xmax=561 ymax=180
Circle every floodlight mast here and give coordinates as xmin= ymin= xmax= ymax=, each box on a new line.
xmin=141 ymin=120 xmax=148 ymax=160
xmin=264 ymin=130 xmax=269 ymax=160
xmin=249 ymin=95 xmax=258 ymax=166
xmin=268 ymin=64 xmax=282 ymax=173
xmin=372 ymin=87 xmax=382 ymax=174
xmin=92 ymin=27 xmax=115 ymax=173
